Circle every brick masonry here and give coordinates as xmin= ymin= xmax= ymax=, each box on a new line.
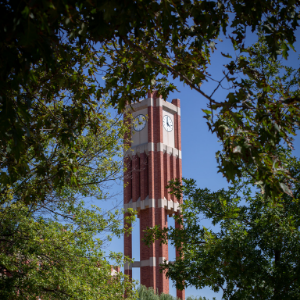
xmin=124 ymin=92 xmax=185 ymax=299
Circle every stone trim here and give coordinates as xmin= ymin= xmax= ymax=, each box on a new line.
xmin=132 ymin=261 xmax=141 ymax=268
xmin=159 ymin=257 xmax=169 ymax=264
xmin=124 ymin=142 xmax=155 ymax=157
xmin=124 ymin=197 xmax=181 ymax=215
xmin=177 ymin=107 xmax=181 ymax=116
xmin=127 ymin=258 xmax=172 ymax=269
xmin=148 ymin=142 xmax=155 ymax=152
xmin=158 ymin=198 xmax=181 ymax=215
xmin=128 ymin=257 xmax=156 ymax=268
xmin=125 ymin=98 xmax=154 ymax=111
xmin=157 ymin=143 xmax=182 ymax=159
xmin=125 ymin=98 xmax=151 ymax=111
xmin=156 ymin=98 xmax=180 ymax=115
xmin=125 ymin=142 xmax=181 ymax=158
xmin=124 ymin=196 xmax=155 ymax=211
xmin=147 ymin=97 xmax=154 ymax=107
xmin=124 ymin=262 xmax=132 ymax=270
xmin=142 ymin=257 xmax=156 ymax=267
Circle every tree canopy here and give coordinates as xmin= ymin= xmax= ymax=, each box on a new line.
xmin=0 ymin=200 xmax=135 ymax=299
xmin=1 ymin=1 xmax=300 ymax=298
xmin=0 ymin=94 xmax=136 ymax=298
xmin=146 ymin=150 xmax=300 ymax=300
xmin=137 ymin=285 xmax=215 ymax=300
xmin=2 ymin=0 xmax=300 ymax=202
xmin=144 ymin=35 xmax=300 ymax=299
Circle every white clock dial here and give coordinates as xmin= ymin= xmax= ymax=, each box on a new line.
xmin=133 ymin=114 xmax=146 ymax=132
xmin=163 ymin=115 xmax=173 ymax=132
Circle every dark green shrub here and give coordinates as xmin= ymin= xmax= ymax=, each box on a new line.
xmin=137 ymin=285 xmax=177 ymax=300
xmin=186 ymin=297 xmax=216 ymax=300
xmin=137 ymin=285 xmax=213 ymax=300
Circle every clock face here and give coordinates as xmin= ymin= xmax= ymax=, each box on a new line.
xmin=163 ymin=115 xmax=173 ymax=132
xmin=133 ymin=114 xmax=147 ymax=132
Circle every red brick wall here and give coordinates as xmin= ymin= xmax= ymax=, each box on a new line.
xmin=124 ymin=94 xmax=184 ymax=299
xmin=124 ymin=157 xmax=132 ymax=204
xmin=124 ymin=211 xmax=132 ymax=278
xmin=132 ymin=155 xmax=140 ymax=203
xmin=140 ymin=153 xmax=148 ymax=201
xmin=175 ymin=213 xmax=185 ymax=300
xmin=140 ymin=207 xmax=156 ymax=289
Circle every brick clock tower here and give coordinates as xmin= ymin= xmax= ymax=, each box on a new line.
xmin=124 ymin=91 xmax=185 ymax=299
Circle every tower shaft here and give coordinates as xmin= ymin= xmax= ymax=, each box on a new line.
xmin=124 ymin=91 xmax=184 ymax=299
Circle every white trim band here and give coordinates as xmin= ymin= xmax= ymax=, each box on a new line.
xmin=126 ymin=257 xmax=156 ymax=268
xmin=124 ymin=197 xmax=181 ymax=215
xmin=124 ymin=262 xmax=132 ymax=270
xmin=147 ymin=97 xmax=154 ymax=106
xmin=158 ymin=197 xmax=181 ymax=214
xmin=159 ymin=257 xmax=169 ymax=264
xmin=177 ymin=107 xmax=181 ymax=116
xmin=156 ymin=98 xmax=180 ymax=116
xmin=125 ymin=143 xmax=181 ymax=158
xmin=125 ymin=142 xmax=155 ymax=157
xmin=124 ymin=196 xmax=155 ymax=211
xmin=126 ymin=98 xmax=152 ymax=111
xmin=156 ymin=143 xmax=182 ymax=159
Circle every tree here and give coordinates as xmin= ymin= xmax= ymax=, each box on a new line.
xmin=0 ymin=91 xmax=136 ymax=298
xmin=137 ymin=285 xmax=215 ymax=300
xmin=144 ymin=36 xmax=300 ymax=299
xmin=1 ymin=2 xmax=140 ymax=297
xmin=1 ymin=1 xmax=300 ymax=204
xmin=107 ymin=12 xmax=300 ymax=200
xmin=137 ymin=285 xmax=177 ymax=300
xmin=146 ymin=150 xmax=300 ymax=300
xmin=0 ymin=200 xmax=135 ymax=299
xmin=1 ymin=1 xmax=300 ymax=297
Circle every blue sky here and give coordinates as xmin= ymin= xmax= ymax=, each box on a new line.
xmin=98 ymin=28 xmax=300 ymax=299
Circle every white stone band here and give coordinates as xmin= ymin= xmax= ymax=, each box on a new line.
xmin=124 ymin=197 xmax=181 ymax=215
xmin=126 ymin=257 xmax=156 ymax=269
xmin=125 ymin=142 xmax=154 ymax=157
xmin=159 ymin=257 xmax=169 ymax=264
xmin=158 ymin=198 xmax=181 ymax=214
xmin=124 ymin=196 xmax=155 ymax=211
xmin=125 ymin=143 xmax=181 ymax=158
xmin=147 ymin=97 xmax=154 ymax=106
xmin=124 ymin=262 xmax=132 ymax=270
xmin=125 ymin=257 xmax=171 ymax=269
xmin=156 ymin=98 xmax=180 ymax=116
xmin=156 ymin=143 xmax=182 ymax=159
xmin=125 ymin=97 xmax=180 ymax=114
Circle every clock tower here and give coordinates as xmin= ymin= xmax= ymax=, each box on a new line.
xmin=124 ymin=91 xmax=184 ymax=299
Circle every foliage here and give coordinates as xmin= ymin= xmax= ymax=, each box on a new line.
xmin=1 ymin=1 xmax=300 ymax=204
xmin=1 ymin=1 xmax=300 ymax=298
xmin=146 ymin=150 xmax=300 ymax=300
xmin=1 ymin=1 xmax=139 ymax=297
xmin=0 ymin=200 xmax=136 ymax=299
xmin=206 ymin=32 xmax=300 ymax=200
xmin=187 ymin=297 xmax=216 ymax=300
xmin=103 ymin=1 xmax=300 ymax=201
xmin=137 ymin=285 xmax=214 ymax=300
xmin=0 ymin=40 xmax=128 ymax=204
xmin=137 ymin=285 xmax=177 ymax=300
xmin=144 ymin=35 xmax=300 ymax=299
xmin=0 ymin=93 xmax=135 ymax=298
